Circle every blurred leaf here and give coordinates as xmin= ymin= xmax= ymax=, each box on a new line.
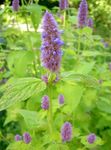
xmin=27 ymin=4 xmax=42 ymax=30
xmin=18 ymin=109 xmax=39 ymax=129
xmin=61 ymin=71 xmax=98 ymax=88
xmin=68 ymin=16 xmax=77 ymax=24
xmin=59 ymin=83 xmax=84 ymax=113
xmin=102 ymin=81 xmax=111 ymax=87
xmin=7 ymin=51 xmax=35 ymax=77
xmin=97 ymin=98 xmax=111 ymax=114
xmin=75 ymin=61 xmax=95 ymax=75
xmin=82 ymin=51 xmax=111 ymax=57
xmin=82 ymin=27 xmax=93 ymax=35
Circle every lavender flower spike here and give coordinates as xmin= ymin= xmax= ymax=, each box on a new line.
xmin=87 ymin=133 xmax=96 ymax=144
xmin=41 ymin=11 xmax=63 ymax=72
xmin=41 ymin=95 xmax=49 ymax=110
xmin=78 ymin=0 xmax=88 ymax=28
xmin=87 ymin=18 xmax=93 ymax=28
xmin=12 ymin=0 xmax=19 ymax=11
xmin=59 ymin=0 xmax=68 ymax=10
xmin=23 ymin=132 xmax=32 ymax=144
xmin=15 ymin=134 xmax=22 ymax=141
xmin=58 ymin=94 xmax=64 ymax=105
xmin=61 ymin=122 xmax=72 ymax=142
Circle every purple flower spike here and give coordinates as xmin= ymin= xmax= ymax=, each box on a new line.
xmin=58 ymin=94 xmax=64 ymax=105
xmin=87 ymin=18 xmax=93 ymax=28
xmin=12 ymin=0 xmax=19 ymax=11
xmin=41 ymin=95 xmax=49 ymax=110
xmin=15 ymin=134 xmax=22 ymax=141
xmin=61 ymin=122 xmax=72 ymax=142
xmin=59 ymin=0 xmax=69 ymax=10
xmin=23 ymin=132 xmax=31 ymax=144
xmin=41 ymin=11 xmax=63 ymax=72
xmin=78 ymin=0 xmax=88 ymax=28
xmin=87 ymin=133 xmax=96 ymax=144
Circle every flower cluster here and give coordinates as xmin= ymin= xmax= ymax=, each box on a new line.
xmin=23 ymin=132 xmax=32 ymax=144
xmin=59 ymin=0 xmax=68 ymax=10
xmin=15 ymin=132 xmax=31 ymax=144
xmin=12 ymin=0 xmax=19 ymax=11
xmin=87 ymin=18 xmax=93 ymax=28
xmin=41 ymin=95 xmax=50 ymax=110
xmin=15 ymin=134 xmax=22 ymax=141
xmin=58 ymin=94 xmax=64 ymax=105
xmin=78 ymin=0 xmax=88 ymax=28
xmin=61 ymin=122 xmax=72 ymax=142
xmin=87 ymin=133 xmax=96 ymax=144
xmin=41 ymin=11 xmax=63 ymax=72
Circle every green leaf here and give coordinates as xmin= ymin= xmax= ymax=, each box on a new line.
xmin=82 ymin=27 xmax=93 ymax=35
xmin=80 ymin=135 xmax=104 ymax=148
xmin=6 ymin=141 xmax=35 ymax=150
xmin=59 ymin=83 xmax=84 ymax=113
xmin=0 ymin=78 xmax=46 ymax=111
xmin=69 ymin=16 xmax=77 ymax=24
xmin=75 ymin=61 xmax=95 ymax=75
xmin=97 ymin=98 xmax=111 ymax=114
xmin=18 ymin=109 xmax=39 ymax=129
xmin=27 ymin=4 xmax=42 ymax=30
xmin=102 ymin=81 xmax=111 ymax=87
xmin=82 ymin=51 xmax=111 ymax=57
xmin=47 ymin=144 xmax=69 ymax=150
xmin=61 ymin=71 xmax=98 ymax=88
xmin=7 ymin=51 xmax=35 ymax=77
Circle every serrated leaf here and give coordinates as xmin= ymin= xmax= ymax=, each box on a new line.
xmin=61 ymin=71 xmax=98 ymax=88
xmin=0 ymin=78 xmax=46 ymax=111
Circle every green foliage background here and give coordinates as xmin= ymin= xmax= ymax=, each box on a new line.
xmin=0 ymin=0 xmax=111 ymax=150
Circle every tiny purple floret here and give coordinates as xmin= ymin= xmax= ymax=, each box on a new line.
xmin=61 ymin=122 xmax=72 ymax=142
xmin=58 ymin=94 xmax=64 ymax=105
xmin=23 ymin=132 xmax=32 ymax=144
xmin=87 ymin=18 xmax=93 ymax=28
xmin=41 ymin=95 xmax=49 ymax=110
xmin=41 ymin=75 xmax=48 ymax=84
xmin=15 ymin=134 xmax=22 ymax=141
xmin=87 ymin=133 xmax=96 ymax=144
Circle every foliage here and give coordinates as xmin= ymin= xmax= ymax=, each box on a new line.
xmin=0 ymin=0 xmax=111 ymax=150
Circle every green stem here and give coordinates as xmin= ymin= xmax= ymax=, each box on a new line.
xmin=63 ymin=10 xmax=66 ymax=27
xmin=21 ymin=0 xmax=24 ymax=5
xmin=24 ymin=15 xmax=29 ymax=32
xmin=77 ymin=33 xmax=81 ymax=56
xmin=47 ymin=84 xmax=53 ymax=138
